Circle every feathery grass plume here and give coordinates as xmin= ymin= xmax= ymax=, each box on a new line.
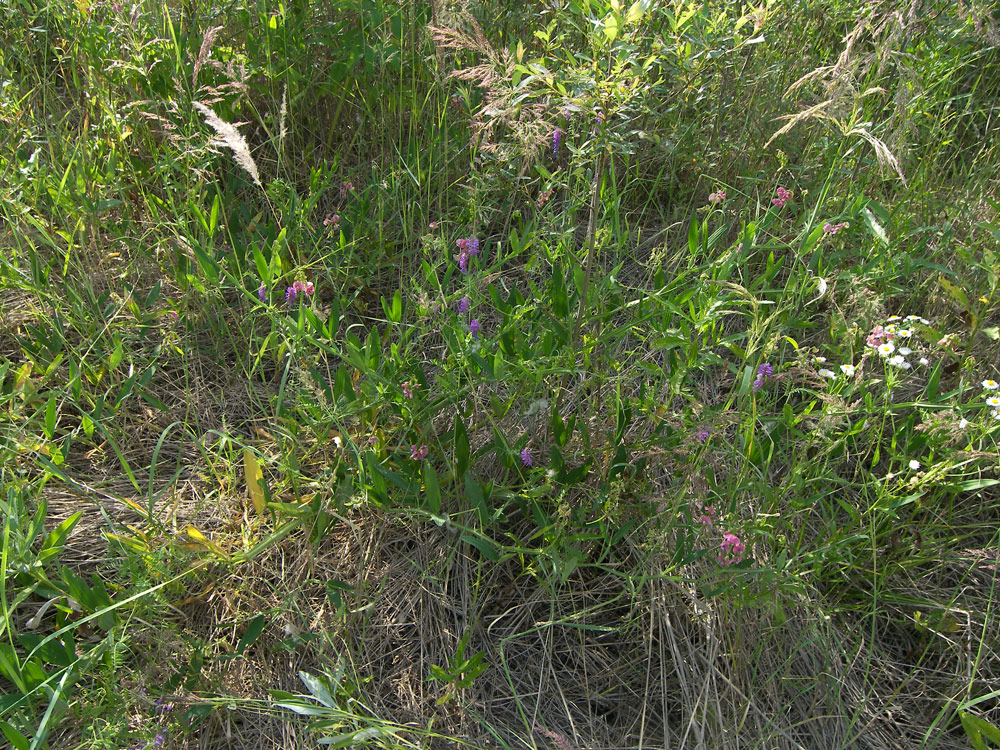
xmin=430 ymin=13 xmax=549 ymax=162
xmin=192 ymin=100 xmax=262 ymax=187
xmin=278 ymin=82 xmax=287 ymax=144
xmin=192 ymin=25 xmax=224 ymax=88
xmin=765 ymin=8 xmax=909 ymax=185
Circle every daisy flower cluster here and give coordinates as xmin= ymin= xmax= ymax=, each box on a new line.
xmin=867 ymin=314 xmax=931 ymax=371
xmin=982 ymin=379 xmax=1000 ymax=419
xmin=812 ymin=355 xmax=855 ymax=381
xmin=813 ymin=315 xmax=934 ymax=382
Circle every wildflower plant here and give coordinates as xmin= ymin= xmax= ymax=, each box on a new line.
xmin=5 ymin=1 xmax=1000 ymax=748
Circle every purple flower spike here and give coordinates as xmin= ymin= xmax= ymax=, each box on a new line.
xmin=469 ymin=319 xmax=481 ymax=338
xmin=753 ymin=362 xmax=774 ymax=392
xmin=258 ymin=282 xmax=267 ymax=302
xmin=521 ymin=447 xmax=532 ymax=467
xmin=552 ymin=128 xmax=562 ymax=157
xmin=458 ymin=296 xmax=470 ymax=314
xmin=285 ymin=285 xmax=297 ymax=305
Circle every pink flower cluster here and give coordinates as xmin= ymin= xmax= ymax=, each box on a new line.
xmin=285 ymin=280 xmax=315 ymax=305
xmin=410 ymin=444 xmax=428 ymax=461
xmin=718 ymin=531 xmax=746 ymax=566
xmin=708 ymin=189 xmax=726 ymax=205
xmin=772 ymin=186 xmax=792 ymax=208
xmin=698 ymin=504 xmax=716 ymax=526
xmin=401 ymin=381 xmax=416 ymax=399
xmin=823 ymin=221 xmax=848 ymax=234
xmin=456 ymin=236 xmax=480 ymax=273
xmin=866 ymin=324 xmax=895 ymax=349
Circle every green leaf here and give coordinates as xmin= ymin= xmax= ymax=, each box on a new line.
xmin=625 ymin=0 xmax=646 ymax=25
xmin=0 ymin=722 xmax=30 ymax=750
xmin=39 ymin=511 xmax=81 ymax=563
xmin=549 ymin=263 xmax=568 ymax=317
xmin=862 ymin=207 xmax=889 ymax=246
xmin=939 ymin=274 xmax=969 ymax=311
xmin=423 ymin=461 xmax=441 ymax=514
xmin=429 ymin=664 xmax=452 ymax=682
xmin=253 ymin=244 xmax=269 ymax=285
xmin=237 ymin=614 xmax=267 ymax=656
xmin=961 ymin=711 xmax=1000 ymax=749
xmin=299 ymin=671 xmax=336 ymax=709
xmin=44 ymin=392 xmax=56 ymax=439
xmin=461 ymin=534 xmax=499 ymax=561
xmin=209 ymin=193 xmax=220 ymax=237
xmin=318 ymin=728 xmax=382 ymax=747
xmin=453 ymin=416 xmax=470 ymax=478
xmin=603 ymin=12 xmax=619 ymax=40
xmin=463 ymin=472 xmax=489 ymax=527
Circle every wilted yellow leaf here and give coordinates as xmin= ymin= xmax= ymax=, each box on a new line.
xmin=244 ymin=449 xmax=265 ymax=514
xmin=186 ymin=526 xmax=228 ymax=559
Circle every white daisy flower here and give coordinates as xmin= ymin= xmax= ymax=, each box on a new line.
xmin=818 ymin=368 xmax=836 ymax=379
xmin=919 ymin=357 xmax=929 ymax=366
xmin=919 ymin=317 xmax=930 ymax=325
xmin=897 ymin=328 xmax=912 ymax=338
xmin=889 ymin=355 xmax=906 ymax=367
xmin=905 ymin=315 xmax=920 ymax=322
xmin=885 ymin=324 xmax=898 ymax=334
xmin=840 ymin=364 xmax=856 ymax=376
xmin=987 ymin=396 xmax=1000 ymax=408
xmin=993 ymin=410 xmax=1000 ymax=420
xmin=878 ymin=342 xmax=895 ymax=357
xmin=983 ymin=380 xmax=999 ymax=391
xmin=959 ymin=418 xmax=970 ymax=429
xmin=813 ymin=356 xmax=827 ymax=364
xmin=898 ymin=347 xmax=912 ymax=356
xmin=908 ymin=459 xmax=920 ymax=470
xmin=901 ymin=361 xmax=912 ymax=370
xmin=887 ymin=315 xmax=902 ymax=322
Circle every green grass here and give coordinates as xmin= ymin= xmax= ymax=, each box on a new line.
xmin=2 ymin=0 xmax=1000 ymax=748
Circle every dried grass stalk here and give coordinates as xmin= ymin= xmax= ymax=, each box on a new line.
xmin=192 ymin=100 xmax=262 ymax=187
xmin=192 ymin=26 xmax=224 ymax=88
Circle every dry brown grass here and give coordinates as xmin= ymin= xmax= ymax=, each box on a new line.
xmin=34 ymin=460 xmax=998 ymax=750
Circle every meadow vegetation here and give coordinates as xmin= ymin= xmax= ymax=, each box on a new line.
xmin=1 ymin=0 xmax=1000 ymax=747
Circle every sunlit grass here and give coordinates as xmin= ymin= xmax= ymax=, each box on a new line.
xmin=1 ymin=0 xmax=999 ymax=748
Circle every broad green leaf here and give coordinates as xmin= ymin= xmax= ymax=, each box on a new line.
xmin=423 ymin=461 xmax=441 ymax=514
xmin=603 ymin=13 xmax=619 ymax=41
xmin=939 ymin=274 xmax=969 ymax=311
xmin=237 ymin=614 xmax=267 ymax=655
xmin=463 ymin=472 xmax=488 ymax=527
